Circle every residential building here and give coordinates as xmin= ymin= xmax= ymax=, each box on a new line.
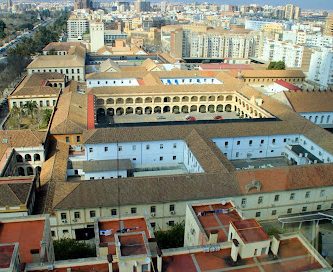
xmin=74 ymin=0 xmax=91 ymax=10
xmin=67 ymin=14 xmax=89 ymax=41
xmin=261 ymin=40 xmax=311 ymax=69
xmin=308 ymin=47 xmax=333 ymax=88
xmin=324 ymin=13 xmax=333 ymax=36
xmin=161 ymin=25 xmax=260 ymax=59
xmin=284 ymin=4 xmax=301 ymax=20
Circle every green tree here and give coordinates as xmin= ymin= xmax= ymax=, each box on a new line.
xmin=0 ymin=20 xmax=6 ymax=39
xmin=268 ymin=61 xmax=286 ymax=70
xmin=53 ymin=239 xmax=96 ymax=261
xmin=42 ymin=108 xmax=52 ymax=125
xmin=23 ymin=101 xmax=38 ymax=119
xmin=155 ymin=222 xmax=185 ymax=249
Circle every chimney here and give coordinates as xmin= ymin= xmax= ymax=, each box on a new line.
xmin=231 ymin=239 xmax=240 ymax=262
xmin=107 ymin=254 xmax=113 ymax=272
xmin=209 ymin=230 xmax=218 ymax=244
xmin=270 ymin=235 xmax=280 ymax=256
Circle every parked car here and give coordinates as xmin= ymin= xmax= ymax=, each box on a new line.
xmin=186 ymin=116 xmax=196 ymax=121
xmin=214 ymin=116 xmax=224 ymax=120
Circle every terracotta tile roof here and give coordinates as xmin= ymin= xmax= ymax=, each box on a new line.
xmin=284 ymin=90 xmax=333 ymax=113
xmin=42 ymin=42 xmax=85 ymax=52
xmin=50 ymin=83 xmax=87 ymax=135
xmin=53 ymin=173 xmax=240 ymax=210
xmin=0 ymin=182 xmax=32 ymax=206
xmin=229 ymin=69 xmax=305 ymax=78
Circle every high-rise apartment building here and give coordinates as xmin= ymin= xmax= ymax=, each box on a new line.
xmin=284 ymin=4 xmax=301 ymax=20
xmin=134 ymin=0 xmax=151 ymax=12
xmin=261 ymin=39 xmax=310 ymax=69
xmin=74 ymin=0 xmax=91 ymax=10
xmin=308 ymin=47 xmax=333 ymax=87
xmin=324 ymin=13 xmax=333 ymax=36
xmin=162 ymin=25 xmax=259 ymax=59
xmin=67 ymin=14 xmax=89 ymax=41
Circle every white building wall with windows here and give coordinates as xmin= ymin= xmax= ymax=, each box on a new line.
xmin=301 ymin=112 xmax=333 ymax=129
xmin=308 ymin=48 xmax=333 ymax=88
xmin=83 ymin=140 xmax=203 ymax=173
xmin=87 ymin=78 xmax=139 ymax=88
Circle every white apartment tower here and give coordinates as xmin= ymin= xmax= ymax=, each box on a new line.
xmin=67 ymin=15 xmax=89 ymax=41
xmin=308 ymin=48 xmax=333 ymax=88
xmin=90 ymin=21 xmax=105 ymax=52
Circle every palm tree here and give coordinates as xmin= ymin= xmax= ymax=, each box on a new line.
xmin=23 ymin=101 xmax=38 ymax=119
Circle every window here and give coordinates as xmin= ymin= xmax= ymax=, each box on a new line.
xmin=272 ymin=210 xmax=277 ymax=216
xmin=76 ymin=136 xmax=81 ymax=143
xmin=305 ymin=191 xmax=310 ymax=198
xmin=51 ymin=231 xmax=55 ymax=237
xmin=173 ymin=143 xmax=177 ymax=148
xmin=150 ymin=222 xmax=156 ymax=229
xmin=283 ymin=138 xmax=287 ymax=143
xmin=61 ymin=213 xmax=67 ymax=220
xmin=132 ymin=145 xmax=136 ymax=151
xmin=290 ymin=193 xmax=295 ymax=200
xmin=160 ymin=144 xmax=164 ymax=149
xmin=173 ymin=156 xmax=177 ymax=160
xmin=104 ymin=147 xmax=108 ymax=152
xmin=272 ymin=139 xmax=276 ymax=144
xmin=237 ymin=141 xmax=240 ymax=145
xmin=169 ymin=204 xmax=175 ymax=212
xmin=160 ymin=156 xmax=163 ymax=161
xmin=225 ymin=141 xmax=229 ymax=147
xmin=274 ymin=195 xmax=280 ymax=202
xmin=150 ymin=206 xmax=156 ymax=213
xmin=90 ymin=210 xmax=96 ymax=218
xmin=255 ymin=212 xmax=261 ymax=217
xmin=131 ymin=207 xmax=137 ymax=214
xmin=74 ymin=212 xmax=80 ymax=219
xmin=118 ymin=146 xmax=122 ymax=151
xmin=302 ymin=206 xmax=307 ymax=212
xmin=320 ymin=190 xmax=325 ymax=197
xmin=249 ymin=140 xmax=253 ymax=146
xmin=287 ymin=208 xmax=292 ymax=214
xmin=317 ymin=205 xmax=322 ymax=210
xmin=236 ymin=152 xmax=239 ymax=158
xmin=146 ymin=145 xmax=150 ymax=150
xmin=241 ymin=198 xmax=246 ymax=206
xmin=111 ymin=209 xmax=117 ymax=216
xmin=258 ymin=196 xmax=263 ymax=204
xmin=168 ymin=221 xmax=175 ymax=226
xmin=89 ymin=148 xmax=93 ymax=153
xmin=90 ymin=177 xmax=94 ymax=180
xmin=65 ymin=136 xmax=70 ymax=143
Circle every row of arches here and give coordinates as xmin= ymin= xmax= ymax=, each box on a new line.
xmin=16 ymin=154 xmax=41 ymax=163
xmin=97 ymin=104 xmax=233 ymax=116
xmin=96 ymin=95 xmax=234 ymax=106
xmin=17 ymin=166 xmax=41 ymax=176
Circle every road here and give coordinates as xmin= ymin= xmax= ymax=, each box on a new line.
xmin=0 ymin=18 xmax=55 ymax=57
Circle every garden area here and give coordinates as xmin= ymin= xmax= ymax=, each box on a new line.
xmin=5 ymin=101 xmax=52 ymax=130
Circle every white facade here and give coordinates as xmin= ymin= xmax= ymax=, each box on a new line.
xmin=213 ymin=134 xmax=333 ymax=164
xmin=308 ymin=48 xmax=333 ymax=88
xmin=90 ymin=21 xmax=105 ymax=52
xmin=67 ymin=17 xmax=89 ymax=41
xmin=301 ymin=112 xmax=333 ymax=129
xmin=160 ymin=77 xmax=222 ymax=85
xmin=261 ymin=40 xmax=305 ymax=68
xmin=87 ymin=78 xmax=139 ymax=88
